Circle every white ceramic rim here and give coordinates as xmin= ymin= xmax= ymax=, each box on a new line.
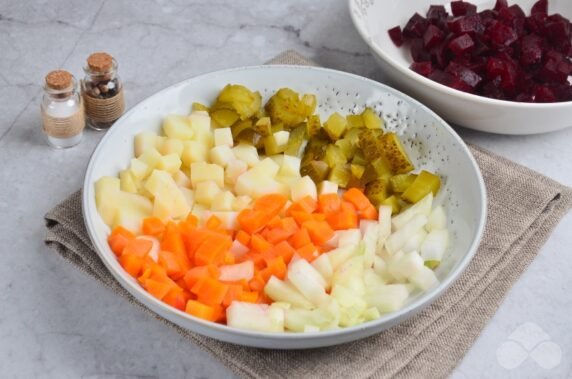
xmin=348 ymin=0 xmax=572 ymax=109
xmin=82 ymin=64 xmax=487 ymax=343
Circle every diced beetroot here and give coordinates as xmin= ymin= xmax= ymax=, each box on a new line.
xmin=533 ymin=85 xmax=557 ymax=102
xmin=498 ymin=5 xmax=526 ymax=36
xmin=403 ymin=13 xmax=429 ymax=38
xmin=480 ymin=80 xmax=506 ymax=99
xmin=423 ymin=24 xmax=445 ymax=49
xmin=410 ymin=62 xmax=434 ymax=76
xmin=493 ymin=0 xmax=508 ymax=12
xmin=410 ymin=38 xmax=432 ymax=62
xmin=537 ymin=51 xmax=572 ymax=84
xmin=514 ymin=92 xmax=535 ymax=102
xmin=451 ymin=1 xmax=477 ymax=17
xmin=519 ymin=34 xmax=543 ymax=65
xmin=447 ymin=14 xmax=485 ymax=36
xmin=427 ymin=5 xmax=448 ymax=23
xmin=430 ymin=41 xmax=450 ymax=69
xmin=429 ymin=70 xmax=473 ymax=92
xmin=531 ymin=0 xmax=548 ymax=16
xmin=448 ymin=34 xmax=475 ymax=55
xmin=526 ymin=13 xmax=547 ymax=35
xmin=488 ymin=21 xmax=518 ymax=47
xmin=445 ymin=61 xmax=483 ymax=88
xmin=388 ymin=26 xmax=404 ymax=47
xmin=487 ymin=57 xmax=518 ymax=91
xmin=545 ymin=14 xmax=571 ymax=42
xmin=479 ymin=9 xmax=497 ymax=22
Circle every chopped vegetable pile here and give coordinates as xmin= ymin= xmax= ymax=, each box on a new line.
xmin=95 ymin=85 xmax=450 ymax=332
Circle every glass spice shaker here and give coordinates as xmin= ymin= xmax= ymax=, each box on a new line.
xmin=81 ymin=52 xmax=125 ymax=131
xmin=41 ymin=70 xmax=85 ymax=148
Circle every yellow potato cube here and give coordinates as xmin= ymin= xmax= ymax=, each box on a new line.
xmin=214 ymin=127 xmax=234 ymax=147
xmin=161 ymin=138 xmax=184 ymax=157
xmin=291 ymin=176 xmax=318 ymax=202
xmin=138 ymin=148 xmax=162 ymax=170
xmin=179 ymin=187 xmax=195 ymax=209
xmin=209 ymin=145 xmax=235 ymax=167
xmin=232 ymin=195 xmax=252 ymax=211
xmin=119 ymin=170 xmax=138 ymax=193
xmin=211 ymin=191 xmax=236 ymax=211
xmin=182 ymin=140 xmax=208 ymax=167
xmin=251 ymin=179 xmax=290 ymax=198
xmin=152 ymin=186 xmax=175 ymax=220
xmin=173 ymin=170 xmax=192 ymax=188
xmin=129 ymin=158 xmax=151 ymax=180
xmin=195 ymin=181 xmax=221 ymax=206
xmin=156 ymin=153 xmax=182 ymax=174
xmin=232 ymin=143 xmax=259 ymax=167
xmin=278 ymin=155 xmax=301 ymax=178
xmin=251 ymin=157 xmax=280 ymax=178
xmin=191 ymin=203 xmax=208 ymax=221
xmin=163 ymin=115 xmax=194 ymax=140
xmin=190 ymin=162 xmax=224 ymax=188
xmin=134 ymin=131 xmax=158 ymax=157
xmin=225 ymin=159 xmax=248 ymax=186
xmin=95 ymin=176 xmax=120 ymax=226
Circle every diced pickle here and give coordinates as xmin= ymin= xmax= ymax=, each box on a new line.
xmin=359 ymin=129 xmax=385 ymax=162
xmin=285 ymin=124 xmax=307 ymax=157
xmin=301 ymin=160 xmax=329 ymax=183
xmin=231 ymin=119 xmax=253 ymax=139
xmin=346 ymin=114 xmax=365 ymax=128
xmin=389 ymin=173 xmax=418 ymax=193
xmin=265 ymin=88 xmax=313 ymax=128
xmin=300 ymin=94 xmax=317 ymax=117
xmin=264 ymin=133 xmax=288 ymax=155
xmin=365 ymin=178 xmax=389 ymax=207
xmin=235 ymin=128 xmax=258 ymax=146
xmin=381 ymin=133 xmax=414 ymax=174
xmin=362 ymin=107 xmax=384 ymax=129
xmin=324 ymin=112 xmax=348 ymax=141
xmin=347 ymin=174 xmax=365 ymax=190
xmin=324 ymin=145 xmax=347 ymax=169
xmin=425 ymin=260 xmax=440 ymax=269
xmin=401 ymin=170 xmax=441 ymax=203
xmin=302 ymin=136 xmax=329 ymax=166
xmin=328 ymin=163 xmax=351 ymax=188
xmin=335 ymin=138 xmax=357 ymax=160
xmin=254 ymin=117 xmax=272 ymax=136
xmin=381 ymin=195 xmax=401 ymax=214
xmin=306 ymin=115 xmax=322 ymax=137
xmin=211 ymin=109 xmax=240 ymax=128
xmin=271 ymin=122 xmax=284 ymax=134
xmin=344 ymin=128 xmax=362 ymax=146
xmin=350 ymin=164 xmax=365 ymax=179
xmin=214 ymin=84 xmax=261 ymax=120
xmin=351 ymin=150 xmax=367 ymax=166
xmin=360 ymin=157 xmax=392 ymax=185
xmin=192 ymin=102 xmax=209 ymax=112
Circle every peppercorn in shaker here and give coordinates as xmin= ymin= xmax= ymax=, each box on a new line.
xmin=41 ymin=70 xmax=85 ymax=148
xmin=81 ymin=52 xmax=125 ymax=130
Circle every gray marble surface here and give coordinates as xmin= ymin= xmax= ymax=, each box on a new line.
xmin=1 ymin=0 xmax=571 ymax=378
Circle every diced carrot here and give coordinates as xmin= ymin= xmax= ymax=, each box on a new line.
xmin=139 ymin=258 xmax=169 ymax=284
xmin=343 ymin=188 xmax=372 ymax=211
xmin=142 ymin=217 xmax=165 ymax=237
xmin=271 ymin=241 xmax=296 ymax=264
xmin=297 ymin=243 xmax=319 ymax=262
xmin=266 ymin=227 xmax=294 ymax=245
xmin=261 ymin=256 xmax=287 ymax=281
xmin=303 ymin=220 xmax=335 ymax=246
xmin=310 ymin=213 xmax=327 ymax=221
xmin=290 ymin=210 xmax=313 ymax=226
xmin=206 ymin=214 xmax=223 ymax=230
xmin=223 ymin=251 xmax=235 ymax=265
xmin=108 ymin=226 xmax=135 ymax=256
xmin=360 ymin=204 xmax=378 ymax=220
xmin=287 ymin=196 xmax=317 ymax=214
xmin=194 ymin=236 xmax=230 ymax=266
xmin=318 ymin=193 xmax=342 ymax=214
xmin=249 ymin=272 xmax=266 ymax=292
xmin=289 ymin=228 xmax=312 ymax=249
xmin=119 ymin=253 xmax=144 ymax=277
xmin=161 ymin=222 xmax=186 ymax=256
xmin=267 ymin=215 xmax=282 ymax=229
xmin=222 ymin=283 xmax=244 ymax=307
xmin=237 ymin=290 xmax=259 ymax=303
xmin=260 ymin=227 xmax=270 ymax=241
xmin=341 ymin=201 xmax=356 ymax=212
xmin=183 ymin=265 xmax=219 ymax=289
xmin=185 ymin=300 xmax=218 ymax=322
xmin=192 ymin=277 xmax=228 ymax=306
xmin=235 ymin=230 xmax=251 ymax=246
xmin=158 ymin=250 xmax=185 ymax=279
xmin=279 ymin=217 xmax=299 ymax=234
xmin=237 ymin=209 xmax=269 ymax=234
xmin=163 ymin=288 xmax=187 ymax=311
xmin=254 ymin=194 xmax=288 ymax=218
xmin=184 ymin=229 xmax=220 ymax=256
xmin=186 ymin=213 xmax=199 ymax=226
xmin=326 ymin=209 xmax=358 ymax=230
xmin=176 ymin=278 xmax=188 ymax=291
xmin=123 ymin=238 xmax=153 ymax=257
xmin=142 ymin=278 xmax=173 ymax=300
xmin=250 ymin=234 xmax=272 ymax=254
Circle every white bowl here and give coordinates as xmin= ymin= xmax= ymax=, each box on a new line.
xmin=349 ymin=0 xmax=572 ymax=135
xmin=83 ymin=65 xmax=486 ymax=349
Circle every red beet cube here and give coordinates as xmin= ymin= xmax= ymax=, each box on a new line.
xmin=410 ymin=62 xmax=434 ymax=76
xmin=451 ymin=1 xmax=477 ymax=17
xmin=410 ymin=38 xmax=432 ymax=62
xmin=430 ymin=41 xmax=450 ymax=68
xmin=448 ymin=14 xmax=485 ymax=36
xmin=545 ymin=14 xmax=571 ymax=42
xmin=531 ymin=0 xmax=548 ymax=16
xmin=487 ymin=57 xmax=518 ymax=91
xmin=538 ymin=51 xmax=572 ymax=84
xmin=448 ymin=34 xmax=475 ymax=55
xmin=533 ymin=85 xmax=557 ymax=102
xmin=423 ymin=24 xmax=445 ymax=49
xmin=519 ymin=34 xmax=543 ymax=65
xmin=427 ymin=5 xmax=448 ymax=23
xmin=404 ymin=13 xmax=429 ymax=38
xmin=388 ymin=26 xmax=404 ymax=47
xmin=499 ymin=5 xmax=526 ymax=36
xmin=445 ymin=61 xmax=483 ymax=88
xmin=488 ymin=21 xmax=518 ymax=47
xmin=493 ymin=0 xmax=508 ymax=11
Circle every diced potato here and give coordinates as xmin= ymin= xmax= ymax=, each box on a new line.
xmin=134 ymin=131 xmax=158 ymax=157
xmin=318 ymin=180 xmax=338 ymax=195
xmin=209 ymin=145 xmax=235 ymax=168
xmin=214 ymin=127 xmax=234 ymax=147
xmin=95 ymin=176 xmax=120 ymax=226
xmin=250 ymin=157 xmax=280 ymax=178
xmin=278 ymin=155 xmax=301 ymax=178
xmin=119 ymin=170 xmax=138 ymax=193
xmin=173 ymin=170 xmax=191 ymax=188
xmin=211 ymin=191 xmax=236 ymax=211
xmin=181 ymin=141 xmax=208 ymax=166
xmin=264 ymin=131 xmax=290 ymax=155
xmin=225 ymin=159 xmax=248 ymax=186
xmin=129 ymin=158 xmax=151 ymax=180
xmin=138 ymin=148 xmax=162 ymax=170
xmin=195 ymin=181 xmax=222 ymax=206
xmin=190 ymin=162 xmax=224 ymax=188
xmin=179 ymin=187 xmax=195 ymax=209
xmin=111 ymin=192 xmax=153 ymax=233
xmin=232 ymin=195 xmax=252 ymax=211
xmin=163 ymin=115 xmax=194 ymax=140
xmin=191 ymin=203 xmax=208 ymax=220
xmin=188 ymin=111 xmax=211 ymax=133
xmin=251 ymin=179 xmax=290 ymax=198
xmin=232 ymin=143 xmax=259 ymax=167
xmin=152 ymin=186 xmax=175 ymax=220
xmin=156 ymin=153 xmax=182 ymax=174
xmin=291 ymin=176 xmax=318 ymax=202
xmin=155 ymin=136 xmax=168 ymax=152
xmin=275 ymin=175 xmax=300 ymax=187
xmin=144 ymin=170 xmax=190 ymax=219
xmin=160 ymin=138 xmax=184 ymax=157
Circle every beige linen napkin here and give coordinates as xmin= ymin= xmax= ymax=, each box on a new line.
xmin=45 ymin=51 xmax=572 ymax=379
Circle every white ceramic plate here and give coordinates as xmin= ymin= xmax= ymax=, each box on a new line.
xmin=349 ymin=0 xmax=572 ymax=135
xmin=83 ymin=65 xmax=486 ymax=349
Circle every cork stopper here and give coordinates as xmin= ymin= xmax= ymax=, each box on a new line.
xmin=45 ymin=70 xmax=73 ymax=90
xmin=87 ymin=52 xmax=114 ymax=72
